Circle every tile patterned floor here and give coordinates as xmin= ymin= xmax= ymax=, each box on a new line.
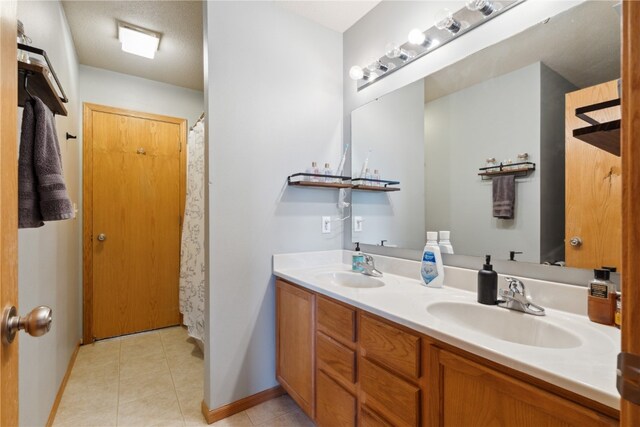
xmin=53 ymin=326 xmax=313 ymax=427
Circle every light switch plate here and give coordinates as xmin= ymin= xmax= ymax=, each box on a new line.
xmin=322 ymin=216 xmax=331 ymax=234
xmin=354 ymin=216 xmax=363 ymax=232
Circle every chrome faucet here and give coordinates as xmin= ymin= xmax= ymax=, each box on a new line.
xmin=357 ymin=254 xmax=383 ymax=277
xmin=498 ymin=277 xmax=545 ymax=316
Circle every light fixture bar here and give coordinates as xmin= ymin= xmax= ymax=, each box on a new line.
xmin=351 ymin=0 xmax=525 ymax=91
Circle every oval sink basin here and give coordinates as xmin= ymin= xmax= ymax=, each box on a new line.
xmin=316 ymin=271 xmax=385 ymax=289
xmin=427 ymin=301 xmax=582 ymax=349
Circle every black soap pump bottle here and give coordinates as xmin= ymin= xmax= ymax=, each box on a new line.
xmin=478 ymin=255 xmax=498 ymax=305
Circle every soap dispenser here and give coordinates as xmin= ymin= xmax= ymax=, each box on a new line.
xmin=477 ymin=255 xmax=498 ymax=305
xmin=352 ymin=242 xmax=364 ymax=272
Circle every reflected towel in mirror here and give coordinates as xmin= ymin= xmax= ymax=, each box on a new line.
xmin=493 ymin=175 xmax=515 ymax=219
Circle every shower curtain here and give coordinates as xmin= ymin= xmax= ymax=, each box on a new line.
xmin=179 ymin=118 xmax=205 ymax=343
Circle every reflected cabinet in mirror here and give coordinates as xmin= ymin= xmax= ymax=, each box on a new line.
xmin=351 ymin=1 xmax=621 ymax=271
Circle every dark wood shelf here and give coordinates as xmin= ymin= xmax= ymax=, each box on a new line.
xmin=573 ymin=120 xmax=621 ymax=157
xmin=351 ymin=185 xmax=401 ymax=192
xmin=288 ymin=181 xmax=352 ymax=189
xmin=478 ymin=162 xmax=535 ymax=180
xmin=18 ymin=61 xmax=67 ymax=116
xmin=573 ymin=98 xmax=620 ymax=157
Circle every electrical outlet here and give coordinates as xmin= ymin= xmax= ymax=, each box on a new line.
xmin=322 ymin=216 xmax=331 ymax=234
xmin=354 ymin=216 xmax=363 ymax=232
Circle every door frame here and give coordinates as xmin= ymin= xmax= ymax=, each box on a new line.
xmin=82 ymin=103 xmax=187 ymax=344
xmin=1 ymin=1 xmax=19 ymax=424
xmin=621 ymin=1 xmax=640 ymax=424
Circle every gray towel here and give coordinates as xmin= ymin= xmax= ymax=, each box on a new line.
xmin=492 ymin=175 xmax=515 ymax=219
xmin=18 ymin=97 xmax=74 ymax=228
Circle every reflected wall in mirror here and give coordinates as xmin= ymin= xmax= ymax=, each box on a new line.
xmin=351 ymin=1 xmax=621 ymax=270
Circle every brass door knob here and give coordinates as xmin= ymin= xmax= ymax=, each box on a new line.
xmin=97 ymin=233 xmax=106 ymax=241
xmin=2 ymin=305 xmax=52 ymax=344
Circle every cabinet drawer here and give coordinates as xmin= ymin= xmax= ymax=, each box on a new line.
xmin=317 ymin=296 xmax=356 ymax=345
xmin=317 ymin=332 xmax=356 ymax=384
xmin=360 ymin=358 xmax=420 ymax=427
xmin=361 ymin=407 xmax=393 ymax=427
xmin=360 ymin=314 xmax=421 ymax=379
xmin=316 ymin=370 xmax=357 ymax=427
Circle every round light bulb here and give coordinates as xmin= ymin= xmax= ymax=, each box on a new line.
xmin=435 ymin=8 xmax=461 ymax=34
xmin=408 ymin=28 xmax=426 ymax=45
xmin=466 ymin=0 xmax=497 ymax=15
xmin=349 ymin=65 xmax=364 ymax=80
xmin=385 ymin=43 xmax=400 ymax=59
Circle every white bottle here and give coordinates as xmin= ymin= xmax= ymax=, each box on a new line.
xmin=373 ymin=169 xmax=381 ymax=187
xmin=323 ymin=163 xmax=333 ymax=183
xmin=421 ymin=231 xmax=445 ymax=288
xmin=438 ymin=230 xmax=454 ymax=254
xmin=306 ymin=161 xmax=319 ymax=182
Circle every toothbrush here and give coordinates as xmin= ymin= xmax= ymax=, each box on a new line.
xmin=360 ymin=148 xmax=371 ymax=179
xmin=335 ymin=144 xmax=350 ymax=178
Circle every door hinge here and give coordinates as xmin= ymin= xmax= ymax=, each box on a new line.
xmin=179 ymin=140 xmax=182 ymax=153
xmin=179 ymin=215 xmax=183 ymax=227
xmin=617 ymin=352 xmax=640 ymax=404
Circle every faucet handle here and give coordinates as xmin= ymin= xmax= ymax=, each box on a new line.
xmin=504 ymin=277 xmax=526 ymax=296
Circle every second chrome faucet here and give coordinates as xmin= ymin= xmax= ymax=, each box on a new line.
xmin=357 ymin=254 xmax=383 ymax=278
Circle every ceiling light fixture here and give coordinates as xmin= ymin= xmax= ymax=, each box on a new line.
xmin=118 ymin=21 xmax=161 ymax=59
xmin=349 ymin=0 xmax=524 ymax=89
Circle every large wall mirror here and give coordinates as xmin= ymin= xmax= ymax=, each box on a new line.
xmin=351 ymin=1 xmax=621 ymax=272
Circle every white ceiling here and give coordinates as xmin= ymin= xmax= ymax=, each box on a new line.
xmin=61 ymin=1 xmax=379 ymax=91
xmin=62 ymin=1 xmax=204 ymax=91
xmin=275 ymin=1 xmax=380 ymax=33
xmin=424 ymin=1 xmax=621 ymax=102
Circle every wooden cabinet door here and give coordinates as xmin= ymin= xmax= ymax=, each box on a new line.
xmin=432 ymin=348 xmax=617 ymax=426
xmin=316 ymin=370 xmax=356 ymax=427
xmin=276 ymin=280 xmax=315 ymax=418
xmin=565 ymin=80 xmax=621 ymax=270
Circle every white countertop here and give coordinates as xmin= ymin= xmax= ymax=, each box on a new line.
xmin=273 ymin=250 xmax=621 ymax=410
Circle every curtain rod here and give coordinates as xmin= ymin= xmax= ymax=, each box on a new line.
xmin=190 ymin=112 xmax=205 ymax=131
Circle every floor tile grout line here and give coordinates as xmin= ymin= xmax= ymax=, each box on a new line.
xmin=245 ymin=397 xmax=298 ymax=426
xmin=160 ymin=328 xmax=188 ymax=425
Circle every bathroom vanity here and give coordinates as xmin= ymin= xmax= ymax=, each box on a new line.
xmin=273 ymin=251 xmax=620 ymax=426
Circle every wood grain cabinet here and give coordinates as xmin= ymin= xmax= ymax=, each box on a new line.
xmin=275 ymin=279 xmax=315 ymax=418
xmin=275 ymin=279 xmax=619 ymax=426
xmin=431 ymin=349 xmax=618 ymax=427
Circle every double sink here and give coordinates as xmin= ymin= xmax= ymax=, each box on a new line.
xmin=315 ymin=270 xmax=584 ymax=350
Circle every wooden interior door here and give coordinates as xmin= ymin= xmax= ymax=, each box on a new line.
xmin=621 ymin=1 xmax=640 ymax=425
xmin=0 ymin=1 xmax=19 ymax=424
xmin=565 ymin=80 xmax=621 ymax=270
xmin=83 ymin=104 xmax=186 ymax=341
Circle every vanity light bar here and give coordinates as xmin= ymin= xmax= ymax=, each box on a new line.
xmin=350 ymin=0 xmax=526 ymax=91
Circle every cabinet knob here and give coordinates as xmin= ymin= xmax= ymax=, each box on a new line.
xmin=569 ymin=236 xmax=582 ymax=247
